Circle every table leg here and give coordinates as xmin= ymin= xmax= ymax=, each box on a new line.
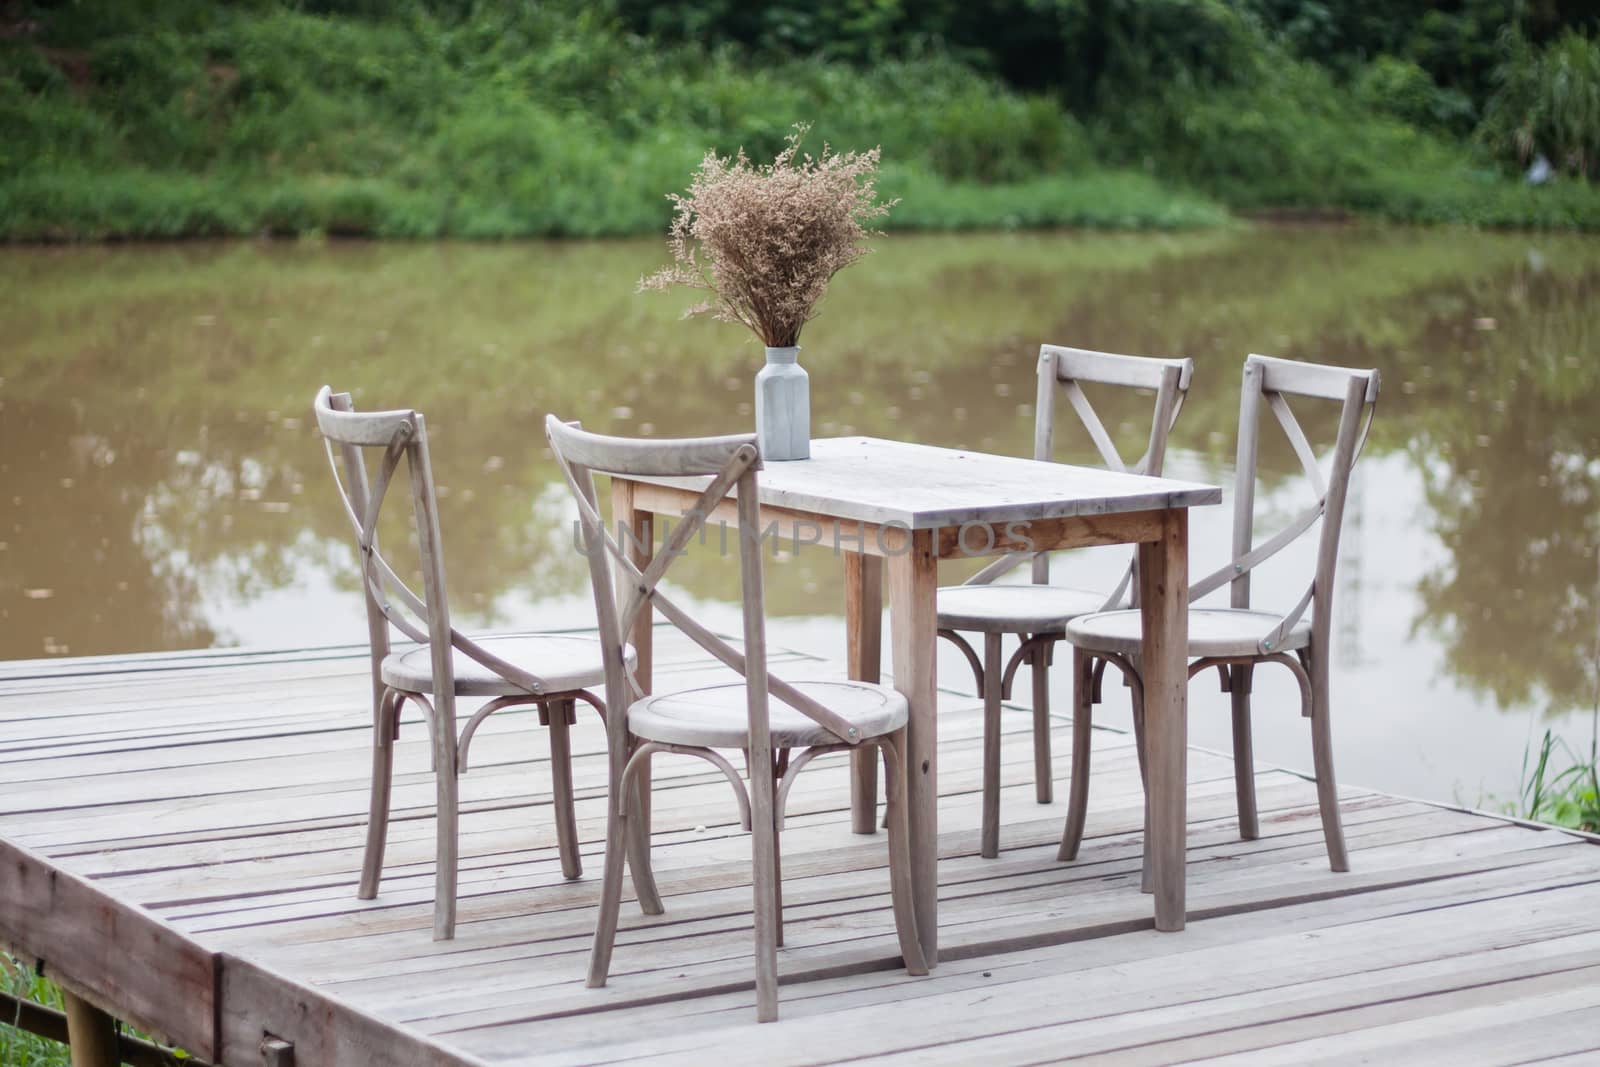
xmin=887 ymin=529 xmax=938 ymax=965
xmin=612 ymin=480 xmax=653 ymax=694
xmin=612 ymin=481 xmax=661 ymax=912
xmin=845 ymin=549 xmax=883 ymax=834
xmin=1138 ymin=509 xmax=1189 ymax=932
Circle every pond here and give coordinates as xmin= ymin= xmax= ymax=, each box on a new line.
xmin=2 ymin=225 xmax=1597 ymax=813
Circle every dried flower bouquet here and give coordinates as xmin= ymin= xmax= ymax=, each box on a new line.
xmin=640 ymin=126 xmax=894 ymax=348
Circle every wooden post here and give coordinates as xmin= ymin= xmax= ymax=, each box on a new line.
xmin=1138 ymin=509 xmax=1189 ymax=932
xmin=844 ymin=549 xmax=882 ymax=834
xmin=61 ymin=990 xmax=120 ymax=1067
xmin=888 ymin=528 xmax=939 ymax=965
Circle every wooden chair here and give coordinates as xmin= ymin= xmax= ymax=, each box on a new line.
xmin=545 ymin=417 xmax=927 ymax=1023
xmin=1058 ymin=354 xmax=1380 ymax=876
xmin=314 ymin=387 xmax=630 ymax=941
xmin=934 ymin=345 xmax=1193 ymax=858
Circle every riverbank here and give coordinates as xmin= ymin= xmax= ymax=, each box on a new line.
xmin=3 ymin=2 xmax=1600 ymax=240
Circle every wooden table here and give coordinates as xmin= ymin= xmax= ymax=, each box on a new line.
xmin=613 ymin=436 xmax=1220 ymax=964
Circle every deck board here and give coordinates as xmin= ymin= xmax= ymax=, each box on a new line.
xmin=1 ymin=628 xmax=1596 ymax=1066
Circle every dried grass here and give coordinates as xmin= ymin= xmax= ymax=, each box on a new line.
xmin=640 ymin=126 xmax=894 ymax=347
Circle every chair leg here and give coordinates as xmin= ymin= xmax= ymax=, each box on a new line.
xmin=980 ymin=632 xmax=1004 ymax=859
xmin=1131 ymin=686 xmax=1154 ymax=896
xmin=882 ymin=733 xmax=928 ymax=976
xmin=1031 ymin=639 xmax=1054 ymax=805
xmin=432 ymin=723 xmax=460 ymax=941
xmin=1230 ymin=665 xmax=1260 ymax=841
xmin=546 ymin=698 xmax=582 ymax=880
xmin=748 ymin=748 xmax=781 ymax=1023
xmin=625 ymin=746 xmax=664 ymax=915
xmin=359 ymin=689 xmax=399 ymax=899
xmin=1309 ymin=656 xmax=1349 ymax=872
xmin=586 ymin=779 xmax=631 ymax=988
xmin=772 ymin=803 xmax=785 ymax=949
xmin=1058 ymin=649 xmax=1093 ymax=861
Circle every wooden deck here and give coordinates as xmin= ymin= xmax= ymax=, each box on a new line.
xmin=3 ymin=629 xmax=1598 ymax=1066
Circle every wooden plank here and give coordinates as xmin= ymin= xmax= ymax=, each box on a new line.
xmin=469 ymin=879 xmax=1600 ymax=1066
xmin=1249 ymin=352 xmax=1380 ymax=403
xmin=2 ymin=633 xmax=1596 ymax=1067
xmin=217 ymin=953 xmax=488 ymax=1067
xmin=1046 ymin=344 xmax=1193 ymax=392
xmin=0 ymin=837 xmax=218 ymax=1061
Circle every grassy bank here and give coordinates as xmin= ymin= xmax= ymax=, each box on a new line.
xmin=1 ymin=1 xmax=1599 ymax=240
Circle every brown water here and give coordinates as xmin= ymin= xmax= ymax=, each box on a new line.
xmin=2 ymin=226 xmax=1596 ymax=808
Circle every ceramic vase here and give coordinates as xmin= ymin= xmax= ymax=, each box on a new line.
xmin=754 ymin=345 xmax=810 ymax=461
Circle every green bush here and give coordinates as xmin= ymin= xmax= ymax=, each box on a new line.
xmin=1 ymin=0 xmax=1598 ymax=240
xmin=1480 ymin=29 xmax=1600 ymax=178
xmin=1353 ymin=55 xmax=1476 ymax=136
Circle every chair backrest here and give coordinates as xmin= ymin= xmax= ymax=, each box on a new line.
xmin=312 ymin=387 xmax=548 ymax=708
xmin=969 ymin=344 xmax=1194 ymax=604
xmin=1188 ymin=355 xmax=1381 ymax=655
xmin=544 ymin=418 xmax=867 ymax=763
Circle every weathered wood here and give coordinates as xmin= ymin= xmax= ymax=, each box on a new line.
xmin=545 ymin=419 xmax=762 ymax=478
xmin=845 ymin=551 xmax=883 ymax=834
xmin=313 ymin=389 xmax=608 ymax=941
xmin=218 ymin=954 xmax=485 ymax=1067
xmin=1046 ymin=343 xmax=1195 ymax=393
xmin=61 ymin=989 xmax=120 ymax=1067
xmin=629 ymin=436 xmax=1218 ymax=531
xmin=1139 ymin=508 xmax=1189 ymax=932
xmin=1249 ymin=351 xmax=1381 ymax=402
xmin=630 ymin=484 xmax=1172 ymax=562
xmin=1029 ymin=644 xmax=1052 ymax=806
xmin=887 ymin=528 xmax=940 ymax=964
xmin=980 ymin=632 xmax=1004 ymax=860
xmin=4 ymin=624 xmax=1596 ymax=1067
xmin=1059 ymin=647 xmax=1094 ymax=861
xmin=549 ymin=426 xmax=924 ymax=1020
xmin=0 ymin=837 xmax=218 ymax=1061
xmin=1229 ymin=665 xmax=1259 ymax=840
xmin=1065 ymin=355 xmax=1382 ymax=884
xmin=935 ymin=349 xmax=1191 ymax=861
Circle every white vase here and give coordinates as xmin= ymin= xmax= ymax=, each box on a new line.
xmin=754 ymin=345 xmax=810 ymax=461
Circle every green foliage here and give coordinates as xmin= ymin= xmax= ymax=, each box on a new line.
xmin=1 ymin=955 xmax=68 ymax=1067
xmin=1516 ymin=728 xmax=1600 ymax=832
xmin=1352 ymin=55 xmax=1475 ymax=136
xmin=1480 ymin=29 xmax=1600 ymax=178
xmin=878 ymin=167 xmax=1229 ymax=231
xmin=3 ymin=0 xmax=1600 ymax=239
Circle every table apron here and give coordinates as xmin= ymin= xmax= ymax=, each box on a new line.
xmin=628 ymin=482 xmax=1172 ymax=560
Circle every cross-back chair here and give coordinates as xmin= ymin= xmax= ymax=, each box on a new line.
xmin=314 ymin=387 xmax=628 ymax=941
xmin=933 ymin=344 xmax=1193 ymax=858
xmin=545 ymin=416 xmax=927 ymax=1023
xmin=1058 ymin=354 xmax=1380 ymax=876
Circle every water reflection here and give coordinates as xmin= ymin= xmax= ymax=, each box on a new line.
xmin=1 ymin=227 xmax=1596 ymax=801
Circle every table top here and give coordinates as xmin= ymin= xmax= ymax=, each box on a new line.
xmin=629 ymin=436 xmax=1221 ymax=529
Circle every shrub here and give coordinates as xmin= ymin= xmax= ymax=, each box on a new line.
xmin=1479 ymin=29 xmax=1600 ymax=178
xmin=1353 ymin=55 xmax=1476 ymax=137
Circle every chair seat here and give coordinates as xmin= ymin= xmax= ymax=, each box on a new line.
xmin=937 ymin=583 xmax=1108 ymax=633
xmin=628 ymin=679 xmax=908 ymax=749
xmin=382 ymin=633 xmax=627 ymax=698
xmin=1064 ymin=608 xmax=1312 ymax=658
